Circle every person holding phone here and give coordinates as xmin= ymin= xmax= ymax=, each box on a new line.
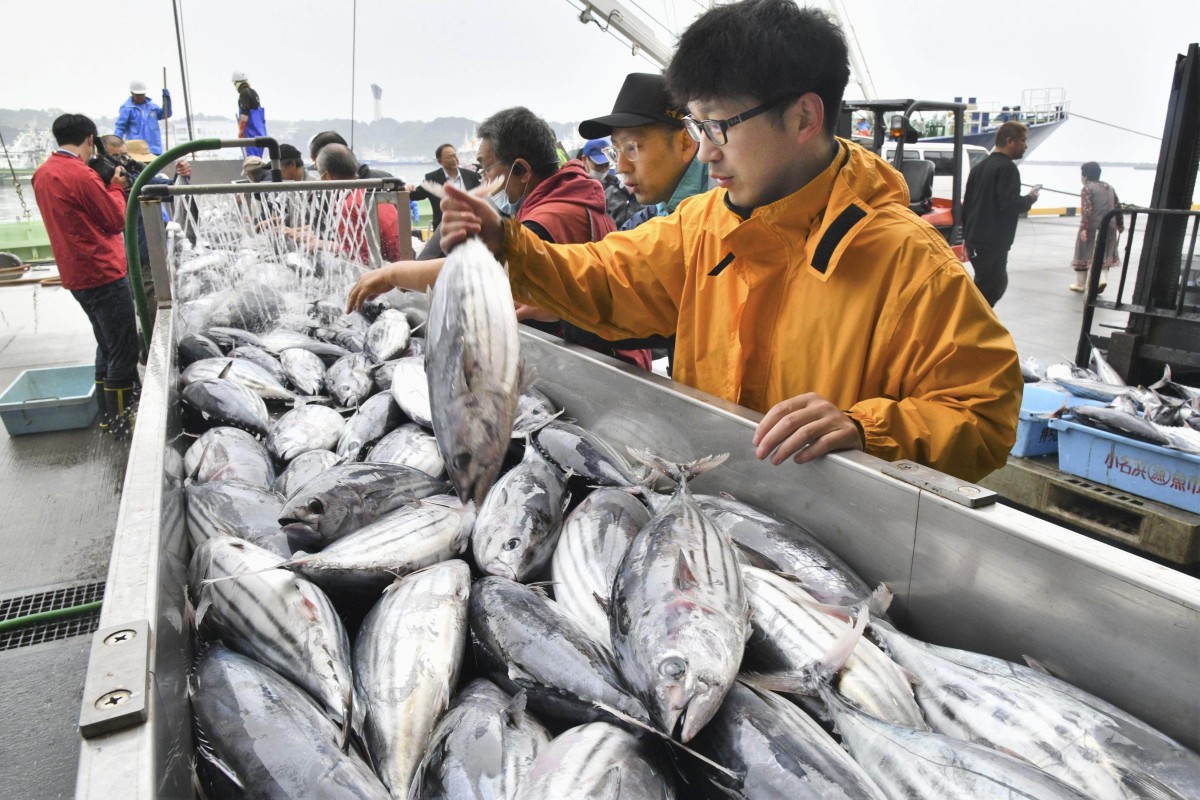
xmin=962 ymin=121 xmax=1040 ymax=306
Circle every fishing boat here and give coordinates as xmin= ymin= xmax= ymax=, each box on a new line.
xmin=918 ymin=88 xmax=1069 ymax=156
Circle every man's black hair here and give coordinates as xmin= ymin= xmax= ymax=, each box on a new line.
xmin=309 ymin=130 xmax=348 ymax=161
xmin=666 ymin=0 xmax=850 ymax=137
xmin=316 ymin=143 xmax=359 ymax=179
xmin=435 ymin=143 xmax=454 ymax=161
xmin=51 ymin=113 xmax=99 ymax=147
xmin=279 ymin=143 xmax=304 ymax=167
xmin=1081 ymin=161 xmax=1102 ymax=182
xmin=477 ymin=107 xmax=560 ymax=179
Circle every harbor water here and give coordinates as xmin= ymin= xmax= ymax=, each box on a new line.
xmin=3 ymin=161 xmax=1193 ymax=226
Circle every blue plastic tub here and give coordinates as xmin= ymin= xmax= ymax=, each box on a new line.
xmin=1012 ymin=383 xmax=1105 ymax=458
xmin=1049 ymin=417 xmax=1200 ymax=513
xmin=0 ymin=364 xmax=99 ymax=435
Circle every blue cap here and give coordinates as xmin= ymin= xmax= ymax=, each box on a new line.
xmin=581 ymin=139 xmax=610 ymax=164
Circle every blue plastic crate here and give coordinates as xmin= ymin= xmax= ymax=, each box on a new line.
xmin=0 ymin=364 xmax=99 ymax=436
xmin=1012 ymin=383 xmax=1105 ymax=458
xmin=1049 ymin=418 xmax=1200 ymax=513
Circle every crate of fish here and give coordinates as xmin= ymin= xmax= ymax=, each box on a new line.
xmin=1050 ymin=417 xmax=1200 ymax=513
xmin=1011 ymin=383 xmax=1105 ymax=458
xmin=0 ymin=363 xmax=98 ymax=435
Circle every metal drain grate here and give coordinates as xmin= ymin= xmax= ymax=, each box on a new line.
xmin=0 ymin=582 xmax=106 ymax=651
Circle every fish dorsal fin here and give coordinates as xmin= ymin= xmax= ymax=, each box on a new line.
xmin=217 ymin=360 xmax=234 ymax=380
xmin=592 ymin=591 xmax=611 ymax=614
xmin=506 ymin=689 xmax=528 ymax=727
xmin=674 ymin=553 xmax=699 ymax=592
xmin=1022 ymin=655 xmax=1054 ymax=676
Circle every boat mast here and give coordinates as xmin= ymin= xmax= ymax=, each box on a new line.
xmin=827 ymin=0 xmax=875 ymax=100
xmin=571 ymin=0 xmax=674 ymax=70
xmin=171 ymin=0 xmax=195 ymax=141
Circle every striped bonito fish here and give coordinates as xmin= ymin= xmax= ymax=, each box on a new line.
xmin=181 ymin=356 xmax=295 ymax=402
xmin=363 ymin=308 xmax=411 ymax=362
xmin=279 ymin=347 xmax=328 ymax=396
xmin=192 ymin=644 xmax=388 ymax=799
xmin=273 ymin=449 xmax=342 ymax=499
xmin=184 ymin=426 xmax=275 ymax=490
xmin=693 ymin=493 xmax=873 ymax=608
xmin=515 ymin=722 xmax=675 ymax=800
xmin=426 ymin=237 xmax=521 ymax=505
xmin=336 ymin=392 xmax=401 ymax=461
xmin=188 ymin=537 xmax=357 ymax=746
xmin=690 ymin=683 xmax=885 ymax=799
xmin=470 ymin=576 xmax=651 ymax=728
xmin=872 ymin=622 xmax=1200 ymax=800
xmin=472 ymin=443 xmax=568 ymax=582
xmin=740 ymin=567 xmax=924 ymax=728
xmin=389 ymin=356 xmax=434 ymax=428
xmin=821 ymin=686 xmax=1089 ymax=800
xmin=185 ymin=481 xmax=291 ymax=556
xmin=267 ymin=403 xmax=346 ymax=462
xmin=610 ymin=451 xmax=747 ymax=742
xmin=551 ymin=488 xmax=649 ymax=646
xmin=365 ymin=422 xmax=445 ymax=477
xmin=354 ymin=560 xmax=471 ymax=797
xmin=277 ymin=462 xmax=451 ymax=549
xmin=278 ymin=495 xmax=473 ymax=592
xmin=412 ymin=679 xmax=550 ymax=800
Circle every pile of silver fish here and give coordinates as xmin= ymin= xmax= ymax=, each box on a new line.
xmin=1025 ymin=351 xmax=1200 ymax=454
xmin=174 ymin=235 xmax=1200 ymax=799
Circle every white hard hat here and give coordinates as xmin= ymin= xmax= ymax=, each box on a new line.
xmin=130 ymin=80 xmax=147 ymax=94
xmin=231 ymin=70 xmax=248 ymax=83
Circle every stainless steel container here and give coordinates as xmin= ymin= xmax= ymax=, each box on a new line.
xmin=75 ymin=233 xmax=1200 ymax=799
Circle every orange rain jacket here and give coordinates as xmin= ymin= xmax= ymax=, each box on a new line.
xmin=502 ymin=139 xmax=1021 ymax=482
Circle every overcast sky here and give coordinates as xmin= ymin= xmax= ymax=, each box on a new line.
xmin=5 ymin=0 xmax=1196 ymax=162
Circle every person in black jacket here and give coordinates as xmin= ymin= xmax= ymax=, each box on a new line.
xmin=962 ymin=121 xmax=1040 ymax=306
xmin=407 ymin=144 xmax=481 ymax=229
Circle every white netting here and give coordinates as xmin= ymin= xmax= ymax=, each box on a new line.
xmin=165 ymin=185 xmax=391 ymax=337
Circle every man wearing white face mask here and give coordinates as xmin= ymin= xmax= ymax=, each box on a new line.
xmin=352 ymin=106 xmax=651 ymax=369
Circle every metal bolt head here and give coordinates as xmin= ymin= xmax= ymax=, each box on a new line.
xmin=96 ymin=689 xmax=132 ymax=710
xmin=104 ymin=629 xmax=136 ymax=646
xmin=896 ymin=463 xmax=914 ymax=471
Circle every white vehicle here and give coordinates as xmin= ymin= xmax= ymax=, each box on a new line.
xmin=882 ymin=142 xmax=990 ymax=202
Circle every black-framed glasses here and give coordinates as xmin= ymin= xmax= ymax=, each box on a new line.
xmin=683 ymin=99 xmax=782 ymax=146
xmin=601 ymin=141 xmax=640 ymax=164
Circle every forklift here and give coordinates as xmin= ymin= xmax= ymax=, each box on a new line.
xmin=840 ymin=99 xmax=968 ymax=259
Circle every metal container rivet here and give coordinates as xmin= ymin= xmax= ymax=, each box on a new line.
xmin=104 ymin=630 xmax=136 ymax=646
xmin=96 ymin=690 xmax=132 ymax=710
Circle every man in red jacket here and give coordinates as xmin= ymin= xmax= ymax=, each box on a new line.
xmin=32 ymin=114 xmax=140 ymax=435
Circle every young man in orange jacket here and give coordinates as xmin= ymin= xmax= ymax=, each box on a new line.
xmin=348 ymin=0 xmax=1021 ymax=483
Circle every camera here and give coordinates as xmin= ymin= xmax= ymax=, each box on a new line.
xmin=89 ymin=151 xmax=145 ymax=186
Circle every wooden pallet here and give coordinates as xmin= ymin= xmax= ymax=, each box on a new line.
xmin=981 ymin=455 xmax=1200 ymax=564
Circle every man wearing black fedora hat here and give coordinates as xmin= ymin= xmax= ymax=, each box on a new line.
xmin=578 ymin=73 xmax=707 ymax=231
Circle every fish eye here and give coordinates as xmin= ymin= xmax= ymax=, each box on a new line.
xmin=502 ymin=537 xmax=522 ymax=552
xmin=307 ymin=498 xmax=325 ymax=514
xmin=453 ymin=453 xmax=472 ymax=472
xmin=659 ymin=656 xmax=687 ymax=679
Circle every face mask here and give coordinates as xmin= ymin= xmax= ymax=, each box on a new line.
xmin=589 ymin=167 xmax=609 ymax=182
xmin=490 ymin=163 xmax=525 ymax=216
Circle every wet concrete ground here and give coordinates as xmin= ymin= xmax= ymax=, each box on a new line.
xmin=0 ymin=213 xmax=1154 ymax=797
